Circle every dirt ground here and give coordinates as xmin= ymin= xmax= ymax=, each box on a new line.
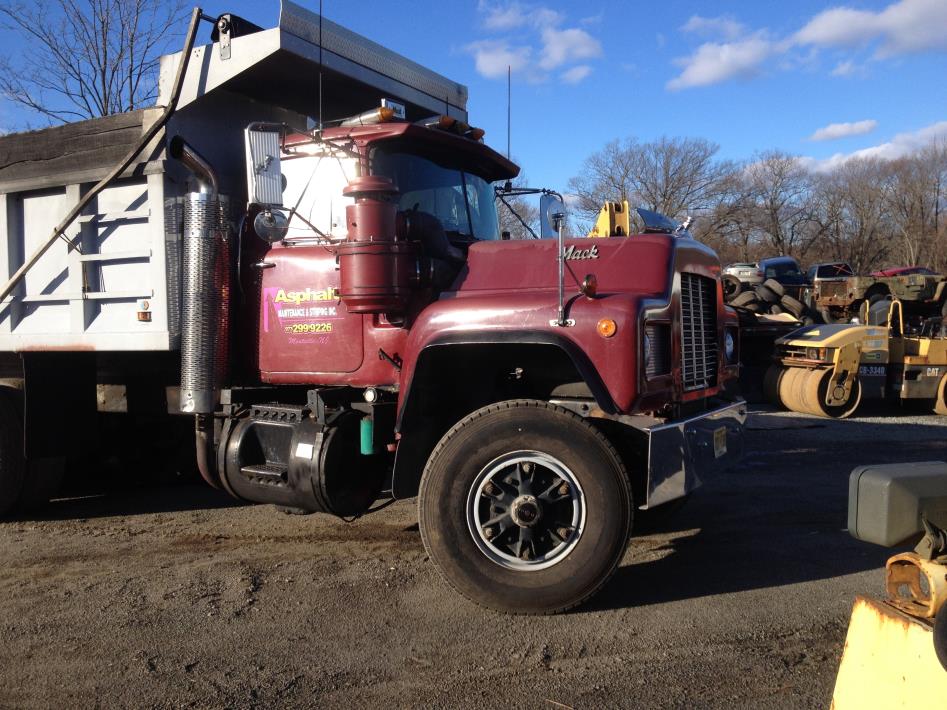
xmin=1 ymin=405 xmax=945 ymax=709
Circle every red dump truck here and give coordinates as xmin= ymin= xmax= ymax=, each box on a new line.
xmin=0 ymin=1 xmax=745 ymax=613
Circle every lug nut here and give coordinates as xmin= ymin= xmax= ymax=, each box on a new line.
xmin=484 ymin=527 xmax=496 ymax=539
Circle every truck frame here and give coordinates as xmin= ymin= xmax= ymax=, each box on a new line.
xmin=0 ymin=1 xmax=745 ymax=614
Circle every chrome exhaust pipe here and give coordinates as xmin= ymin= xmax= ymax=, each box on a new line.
xmin=169 ymin=135 xmax=219 ymax=194
xmin=171 ymin=137 xmax=231 ymax=416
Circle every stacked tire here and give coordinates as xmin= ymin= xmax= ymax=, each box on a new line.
xmin=726 ymin=279 xmax=820 ymax=324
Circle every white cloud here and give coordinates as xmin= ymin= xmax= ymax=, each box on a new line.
xmin=807 ymin=121 xmax=947 ymax=171
xmin=667 ymin=35 xmax=774 ymax=90
xmin=466 ymin=39 xmax=532 ymax=79
xmin=667 ymin=0 xmax=947 ymax=91
xmin=470 ymin=3 xmax=601 ymax=84
xmin=539 ymin=26 xmax=602 ymax=70
xmin=809 ymin=119 xmax=878 ymax=142
xmin=830 ymin=60 xmax=856 ymax=76
xmin=794 ymin=0 xmax=947 ymax=56
xmin=681 ymin=15 xmax=746 ymax=41
xmin=478 ymin=1 xmax=561 ymax=31
xmin=561 ymin=65 xmax=592 ymax=84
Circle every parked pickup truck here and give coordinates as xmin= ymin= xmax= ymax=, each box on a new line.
xmin=810 ymin=267 xmax=947 ymax=324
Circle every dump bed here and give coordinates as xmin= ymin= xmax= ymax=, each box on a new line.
xmin=0 ymin=0 xmax=468 ymax=353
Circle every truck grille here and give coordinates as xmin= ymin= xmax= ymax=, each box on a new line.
xmin=680 ymin=273 xmax=718 ymax=391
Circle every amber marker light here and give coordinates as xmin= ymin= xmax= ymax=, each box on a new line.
xmin=597 ymin=318 xmax=617 ymax=338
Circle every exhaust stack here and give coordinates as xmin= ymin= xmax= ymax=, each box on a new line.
xmin=171 ymin=137 xmax=231 ymax=415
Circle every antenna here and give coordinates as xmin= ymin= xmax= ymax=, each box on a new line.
xmin=507 ymin=65 xmax=511 ymax=160
xmin=318 ymin=0 xmax=324 ymax=131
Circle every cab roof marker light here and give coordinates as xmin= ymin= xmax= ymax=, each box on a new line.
xmin=338 ymin=106 xmax=395 ymax=127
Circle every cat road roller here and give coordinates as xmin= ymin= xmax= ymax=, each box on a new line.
xmin=764 ymin=298 xmax=947 ymax=418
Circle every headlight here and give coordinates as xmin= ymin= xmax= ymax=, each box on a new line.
xmin=724 ymin=331 xmax=736 ymax=362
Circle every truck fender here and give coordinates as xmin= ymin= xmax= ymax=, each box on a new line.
xmin=391 ymin=333 xmax=614 ymax=499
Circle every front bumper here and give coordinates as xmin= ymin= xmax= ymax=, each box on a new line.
xmin=641 ymin=398 xmax=747 ymax=508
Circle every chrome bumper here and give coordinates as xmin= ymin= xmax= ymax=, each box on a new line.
xmin=641 ymin=398 xmax=747 ymax=509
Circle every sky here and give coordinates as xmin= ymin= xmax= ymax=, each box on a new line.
xmin=3 ymin=0 xmax=946 ymax=192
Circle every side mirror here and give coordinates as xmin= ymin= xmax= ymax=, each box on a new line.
xmin=245 ymin=124 xmax=283 ymax=207
xmin=540 ymin=193 xmax=566 ymax=239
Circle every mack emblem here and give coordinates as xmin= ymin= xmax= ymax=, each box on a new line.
xmin=563 ymin=244 xmax=599 ymax=260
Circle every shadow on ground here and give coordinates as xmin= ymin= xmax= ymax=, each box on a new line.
xmin=589 ymin=411 xmax=947 ymax=612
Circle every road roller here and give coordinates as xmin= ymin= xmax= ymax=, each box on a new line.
xmin=764 ymin=298 xmax=947 ymax=418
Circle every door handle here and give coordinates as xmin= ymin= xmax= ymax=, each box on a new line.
xmin=252 ymin=261 xmax=276 ymax=269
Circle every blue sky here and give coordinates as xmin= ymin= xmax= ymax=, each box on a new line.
xmin=4 ymin=0 xmax=946 ymax=191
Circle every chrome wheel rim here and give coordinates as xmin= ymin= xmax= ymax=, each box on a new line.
xmin=466 ymin=450 xmax=586 ymax=571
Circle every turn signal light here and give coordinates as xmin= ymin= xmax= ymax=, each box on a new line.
xmin=467 ymin=127 xmax=485 ymax=140
xmin=597 ymin=318 xmax=617 ymax=338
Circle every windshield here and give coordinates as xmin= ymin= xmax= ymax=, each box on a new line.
xmin=372 ymin=147 xmax=500 ymax=240
xmin=763 ymin=260 xmax=802 ymax=278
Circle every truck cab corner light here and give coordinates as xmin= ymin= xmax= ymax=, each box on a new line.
xmin=597 ymin=318 xmax=617 ymax=338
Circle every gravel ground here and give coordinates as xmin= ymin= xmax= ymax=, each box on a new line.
xmin=1 ymin=405 xmax=945 ymax=709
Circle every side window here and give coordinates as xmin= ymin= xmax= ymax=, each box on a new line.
xmin=281 ymin=151 xmax=358 ymax=240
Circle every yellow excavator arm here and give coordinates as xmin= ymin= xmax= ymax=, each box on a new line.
xmin=587 ymin=200 xmax=631 ymax=238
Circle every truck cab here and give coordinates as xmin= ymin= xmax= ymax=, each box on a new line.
xmin=0 ymin=0 xmax=745 ymax=614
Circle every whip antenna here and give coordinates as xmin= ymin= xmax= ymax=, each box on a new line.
xmin=507 ymin=65 xmax=511 ymax=159
xmin=318 ymin=0 xmax=324 ymax=131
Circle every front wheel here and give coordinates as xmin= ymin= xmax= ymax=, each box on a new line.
xmin=418 ymin=400 xmax=632 ymax=615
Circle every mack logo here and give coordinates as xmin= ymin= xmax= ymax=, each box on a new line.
xmin=563 ymin=244 xmax=599 ymax=260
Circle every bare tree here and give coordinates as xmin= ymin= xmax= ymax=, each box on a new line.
xmin=0 ymin=0 xmax=186 ymax=123
xmin=742 ymin=150 xmax=819 ymax=259
xmin=567 ymin=136 xmax=736 ymax=225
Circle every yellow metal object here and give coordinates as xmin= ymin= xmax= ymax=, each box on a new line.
xmin=832 ymin=596 xmax=947 ymax=708
xmin=885 ymin=552 xmax=947 ymax=619
xmin=588 ymin=200 xmax=630 ymax=238
xmin=825 ymin=341 xmax=861 ymax=407
xmin=935 ymin=374 xmax=947 ymax=416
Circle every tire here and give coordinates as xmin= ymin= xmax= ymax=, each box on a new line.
xmin=0 ymin=395 xmax=25 ymax=518
xmin=780 ymin=294 xmax=805 ymax=318
xmin=762 ymin=279 xmax=785 ymax=298
xmin=722 ymin=275 xmax=742 ymax=300
xmin=418 ymin=400 xmax=632 ymax=615
xmin=763 ymin=365 xmax=785 ymax=408
xmin=768 ymin=303 xmax=785 ymax=315
xmin=819 ymin=307 xmax=838 ymax=324
xmin=756 ymin=283 xmax=780 ymax=304
xmin=934 ymin=374 xmax=947 ymax=416
xmin=731 ymin=291 xmax=759 ymax=308
xmin=935 ymin=604 xmax=947 ymax=671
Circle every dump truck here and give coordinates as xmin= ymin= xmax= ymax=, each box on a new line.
xmin=0 ymin=1 xmax=745 ymax=614
xmin=766 ymin=298 xmax=947 ymax=418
